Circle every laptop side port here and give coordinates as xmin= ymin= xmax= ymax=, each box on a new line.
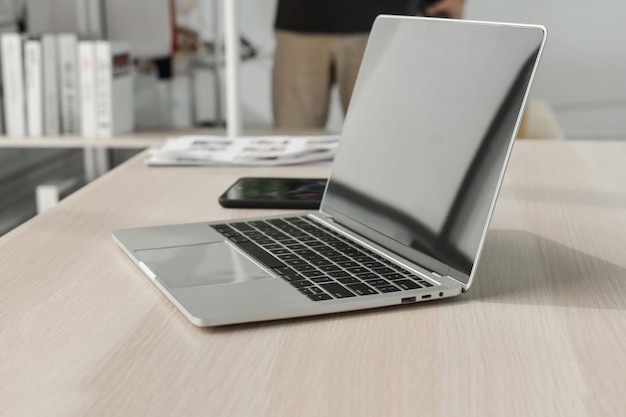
xmin=401 ymin=296 xmax=416 ymax=304
xmin=421 ymin=294 xmax=432 ymax=299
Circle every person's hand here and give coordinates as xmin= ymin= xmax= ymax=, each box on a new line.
xmin=425 ymin=0 xmax=465 ymax=19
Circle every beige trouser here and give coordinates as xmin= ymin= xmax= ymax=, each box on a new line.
xmin=272 ymin=30 xmax=369 ymax=129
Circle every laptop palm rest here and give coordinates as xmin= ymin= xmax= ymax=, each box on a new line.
xmin=135 ymin=242 xmax=272 ymax=289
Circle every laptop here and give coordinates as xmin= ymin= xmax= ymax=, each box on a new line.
xmin=113 ymin=16 xmax=546 ymax=326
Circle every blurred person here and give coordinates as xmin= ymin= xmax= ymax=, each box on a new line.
xmin=272 ymin=0 xmax=465 ymax=129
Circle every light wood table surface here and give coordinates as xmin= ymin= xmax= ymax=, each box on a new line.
xmin=1 ymin=139 xmax=625 ymax=417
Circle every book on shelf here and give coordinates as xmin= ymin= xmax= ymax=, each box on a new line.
xmin=58 ymin=33 xmax=81 ymax=136
xmin=94 ymin=41 xmax=133 ymax=137
xmin=1 ymin=33 xmax=26 ymax=137
xmin=78 ymin=41 xmax=97 ymax=138
xmin=42 ymin=34 xmax=61 ymax=136
xmin=0 ymin=31 xmax=135 ymax=139
xmin=0 ymin=92 xmax=4 ymax=134
xmin=25 ymin=39 xmax=44 ymax=137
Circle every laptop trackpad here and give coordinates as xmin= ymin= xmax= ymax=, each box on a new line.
xmin=135 ymin=242 xmax=272 ymax=288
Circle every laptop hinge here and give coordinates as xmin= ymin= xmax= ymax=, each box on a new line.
xmin=429 ymin=270 xmax=468 ymax=291
xmin=311 ymin=212 xmax=466 ymax=287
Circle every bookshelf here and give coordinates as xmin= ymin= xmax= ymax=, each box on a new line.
xmin=0 ymin=134 xmax=167 ymax=149
xmin=0 ymin=144 xmax=144 ymax=236
xmin=0 ymin=130 xmax=184 ymax=237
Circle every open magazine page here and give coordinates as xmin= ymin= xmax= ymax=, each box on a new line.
xmin=146 ymin=135 xmax=340 ymax=166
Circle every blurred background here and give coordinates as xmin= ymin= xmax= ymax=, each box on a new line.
xmin=0 ymin=0 xmax=624 ymax=235
xmin=0 ymin=0 xmax=622 ymax=138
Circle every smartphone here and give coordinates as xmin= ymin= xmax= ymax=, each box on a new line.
xmin=218 ymin=177 xmax=327 ymax=209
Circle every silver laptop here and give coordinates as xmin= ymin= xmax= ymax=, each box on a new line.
xmin=113 ymin=16 xmax=546 ymax=326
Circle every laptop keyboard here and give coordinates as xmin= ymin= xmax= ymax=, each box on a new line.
xmin=211 ymin=216 xmax=434 ymax=302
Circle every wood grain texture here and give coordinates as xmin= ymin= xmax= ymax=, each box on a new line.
xmin=1 ymin=140 xmax=625 ymax=417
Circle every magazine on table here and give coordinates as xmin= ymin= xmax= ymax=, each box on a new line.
xmin=146 ymin=135 xmax=339 ymax=166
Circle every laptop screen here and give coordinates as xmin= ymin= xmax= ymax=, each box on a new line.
xmin=321 ymin=16 xmax=546 ymax=284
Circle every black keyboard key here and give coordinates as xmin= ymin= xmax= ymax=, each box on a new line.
xmin=263 ymin=244 xmax=283 ymax=250
xmin=278 ymin=254 xmax=300 ymax=261
xmin=311 ymin=244 xmax=333 ymax=252
xmin=267 ymin=232 xmax=289 ymax=240
xmin=284 ymin=258 xmax=308 ymax=266
xmin=394 ymin=279 xmax=422 ymax=290
xmin=298 ymin=287 xmax=316 ymax=295
xmin=362 ymin=261 xmax=385 ymax=269
xmin=232 ymin=222 xmax=254 ymax=231
xmin=327 ymin=255 xmax=349 ymax=263
xmin=268 ymin=219 xmax=289 ymax=228
xmin=299 ymin=286 xmax=326 ymax=295
xmin=247 ymin=234 xmax=267 ymax=241
xmin=320 ymin=283 xmax=356 ymax=298
xmin=319 ymin=249 xmax=341 ymax=258
xmin=273 ymin=266 xmax=296 ymax=275
xmin=337 ymin=276 xmax=360 ymax=285
xmin=269 ymin=248 xmax=290 ymax=255
xmin=212 ymin=224 xmax=233 ymax=232
xmin=300 ymin=269 xmax=325 ymax=278
xmin=347 ymin=266 xmax=369 ymax=275
xmin=318 ymin=264 xmax=341 ymax=272
xmin=373 ymin=267 xmax=395 ymax=275
xmin=229 ymin=236 xmax=250 ymax=243
xmin=328 ymin=242 xmax=350 ymax=250
xmin=311 ymin=276 xmax=333 ymax=283
xmin=328 ymin=271 xmax=350 ymax=279
xmin=310 ymin=257 xmax=331 ymax=266
xmin=308 ymin=255 xmax=329 ymax=265
xmin=290 ymin=279 xmax=315 ymax=288
xmin=306 ymin=293 xmax=333 ymax=301
xmin=295 ymin=251 xmax=319 ymax=260
xmin=384 ymin=273 xmax=406 ymax=281
xmin=347 ymin=283 xmax=379 ymax=296
xmin=310 ymin=231 xmax=333 ymax=239
xmin=235 ymin=241 xmax=286 ymax=268
xmin=335 ymin=260 xmax=359 ymax=268
xmin=367 ymin=278 xmax=391 ymax=287
xmin=378 ymin=285 xmax=401 ymax=293
xmin=282 ymin=274 xmax=306 ymax=282
xmin=292 ymin=264 xmax=316 ymax=272
xmin=285 ymin=244 xmax=307 ymax=250
xmin=250 ymin=220 xmax=272 ymax=228
xmin=356 ymin=272 xmax=379 ymax=280
xmin=342 ymin=249 xmax=364 ymax=257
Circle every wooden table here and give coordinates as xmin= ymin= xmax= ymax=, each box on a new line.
xmin=1 ymin=139 xmax=625 ymax=417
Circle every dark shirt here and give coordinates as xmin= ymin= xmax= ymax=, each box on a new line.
xmin=275 ymin=0 xmax=419 ymax=33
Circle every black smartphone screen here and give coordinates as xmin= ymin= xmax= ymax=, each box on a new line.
xmin=218 ymin=177 xmax=327 ymax=209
